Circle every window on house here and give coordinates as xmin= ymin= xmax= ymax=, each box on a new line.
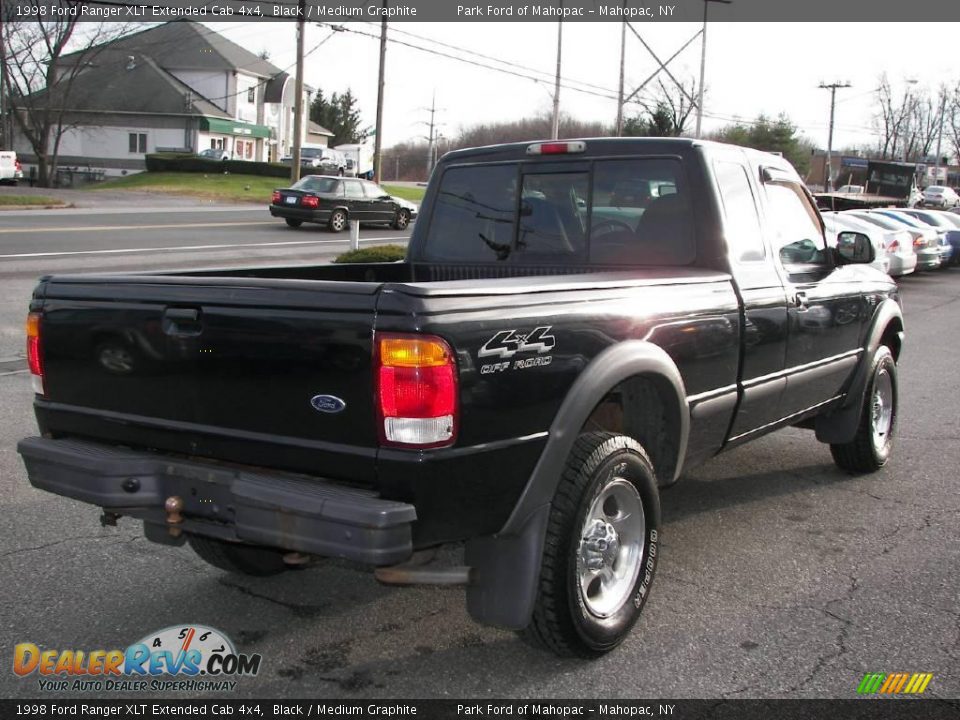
xmin=247 ymin=87 xmax=255 ymax=103
xmin=128 ymin=133 xmax=147 ymax=153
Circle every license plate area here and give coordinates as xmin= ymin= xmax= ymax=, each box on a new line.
xmin=285 ymin=196 xmax=297 ymax=204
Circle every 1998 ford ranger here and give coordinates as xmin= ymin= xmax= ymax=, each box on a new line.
xmin=19 ymin=138 xmax=902 ymax=657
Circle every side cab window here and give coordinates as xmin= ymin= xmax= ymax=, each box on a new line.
xmin=760 ymin=169 xmax=829 ymax=277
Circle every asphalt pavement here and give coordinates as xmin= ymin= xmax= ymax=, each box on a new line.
xmin=0 ymin=206 xmax=957 ymax=701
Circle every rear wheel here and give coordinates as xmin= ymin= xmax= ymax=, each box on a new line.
xmin=187 ymin=535 xmax=288 ymax=576
xmin=830 ymin=345 xmax=897 ymax=473
xmin=392 ymin=209 xmax=411 ymax=230
xmin=284 ymin=218 xmax=303 ymax=228
xmin=328 ymin=209 xmax=348 ymax=232
xmin=521 ymin=432 xmax=661 ymax=658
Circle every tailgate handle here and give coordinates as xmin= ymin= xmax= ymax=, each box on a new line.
xmin=162 ymin=308 xmax=202 ymax=336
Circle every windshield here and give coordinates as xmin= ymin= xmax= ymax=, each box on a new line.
xmin=925 ymin=186 xmax=946 ymax=193
xmin=291 ymin=176 xmax=340 ymax=194
xmin=301 ymin=148 xmax=322 ymax=159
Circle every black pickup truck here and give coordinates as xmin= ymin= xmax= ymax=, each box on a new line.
xmin=19 ymin=138 xmax=903 ymax=658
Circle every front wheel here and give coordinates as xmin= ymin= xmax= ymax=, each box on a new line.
xmin=830 ymin=345 xmax=897 ymax=473
xmin=392 ymin=209 xmax=410 ymax=230
xmin=328 ymin=209 xmax=348 ymax=232
xmin=521 ymin=432 xmax=661 ymax=658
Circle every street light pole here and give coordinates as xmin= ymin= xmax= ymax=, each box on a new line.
xmin=695 ymin=0 xmax=731 ymax=139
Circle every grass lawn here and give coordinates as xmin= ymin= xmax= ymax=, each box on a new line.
xmin=0 ymin=194 xmax=65 ymax=206
xmin=382 ymin=184 xmax=425 ymax=203
xmin=88 ymin=172 xmax=285 ymax=203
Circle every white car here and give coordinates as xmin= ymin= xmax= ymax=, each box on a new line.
xmin=834 ymin=211 xmax=916 ymax=277
xmin=836 ymin=184 xmax=864 ymax=194
xmin=0 ymin=151 xmax=24 ymax=185
xmin=822 ymin=214 xmax=889 ymax=275
xmin=921 ymin=185 xmax=959 ymax=208
xmin=198 ymin=148 xmax=229 ymax=161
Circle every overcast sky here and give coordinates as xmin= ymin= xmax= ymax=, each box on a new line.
xmin=204 ymin=21 xmax=956 ymax=153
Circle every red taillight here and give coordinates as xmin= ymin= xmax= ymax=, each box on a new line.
xmin=26 ymin=312 xmax=44 ymax=395
xmin=526 ymin=141 xmax=586 ymax=155
xmin=375 ymin=334 xmax=457 ymax=448
xmin=914 ymin=237 xmax=924 ymax=248
xmin=271 ymin=190 xmax=281 ymax=203
xmin=15 ymin=159 xmax=22 ymax=172
xmin=888 ymin=239 xmax=899 ymax=251
xmin=301 ymin=195 xmax=319 ymax=209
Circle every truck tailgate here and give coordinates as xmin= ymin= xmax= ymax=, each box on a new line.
xmin=33 ymin=274 xmax=383 ymax=484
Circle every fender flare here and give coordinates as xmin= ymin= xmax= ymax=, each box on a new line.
xmin=466 ymin=341 xmax=689 ymax=629
xmin=816 ymin=298 xmax=904 ymax=444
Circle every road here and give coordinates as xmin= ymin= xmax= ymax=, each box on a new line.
xmin=0 ymin=205 xmax=412 ymax=360
xmin=0 ymin=208 xmax=957 ymax=700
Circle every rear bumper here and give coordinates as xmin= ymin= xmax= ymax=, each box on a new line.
xmin=17 ymin=436 xmax=415 ymax=566
xmin=268 ymin=205 xmax=331 ymax=223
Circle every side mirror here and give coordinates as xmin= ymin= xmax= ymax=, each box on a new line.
xmin=836 ymin=231 xmax=875 ymax=264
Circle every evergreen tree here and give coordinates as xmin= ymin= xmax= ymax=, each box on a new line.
xmin=309 ymin=88 xmax=369 ymax=146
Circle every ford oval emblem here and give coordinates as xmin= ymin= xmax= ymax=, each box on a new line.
xmin=310 ymin=395 xmax=346 ymax=414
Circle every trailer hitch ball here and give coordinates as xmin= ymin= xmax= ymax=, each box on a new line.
xmin=165 ymin=495 xmax=184 ymax=537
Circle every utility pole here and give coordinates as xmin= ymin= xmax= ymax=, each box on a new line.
xmin=373 ymin=4 xmax=387 ymax=183
xmin=424 ymin=92 xmax=437 ymax=179
xmin=933 ymin=89 xmax=946 ymax=186
xmin=615 ymin=17 xmax=626 ymax=136
xmin=290 ymin=0 xmax=306 ymax=183
xmin=695 ymin=0 xmax=731 ymax=139
xmin=551 ymin=12 xmax=563 ymax=140
xmin=818 ymin=81 xmax=851 ymax=192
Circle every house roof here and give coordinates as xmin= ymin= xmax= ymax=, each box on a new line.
xmin=26 ymin=51 xmax=231 ymax=119
xmin=60 ymin=21 xmax=283 ymax=79
xmin=307 ymin=121 xmax=334 ymax=137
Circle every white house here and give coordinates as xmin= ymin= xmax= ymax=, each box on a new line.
xmin=15 ymin=22 xmax=332 ymax=176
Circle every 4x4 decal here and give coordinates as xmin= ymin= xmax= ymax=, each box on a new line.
xmin=479 ymin=327 xmax=556 ymax=359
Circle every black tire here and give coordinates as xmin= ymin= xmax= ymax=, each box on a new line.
xmin=285 ymin=218 xmax=303 ymax=228
xmin=187 ymin=535 xmax=288 ymax=576
xmin=392 ymin=209 xmax=410 ymax=230
xmin=830 ymin=345 xmax=897 ymax=474
xmin=520 ymin=432 xmax=661 ymax=658
xmin=328 ymin=209 xmax=348 ymax=232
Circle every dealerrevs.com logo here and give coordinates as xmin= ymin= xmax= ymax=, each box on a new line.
xmin=14 ymin=625 xmax=262 ymax=693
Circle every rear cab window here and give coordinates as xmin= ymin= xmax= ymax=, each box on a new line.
xmin=422 ymin=157 xmax=695 ymax=265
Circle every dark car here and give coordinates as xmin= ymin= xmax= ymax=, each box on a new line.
xmin=269 ymin=175 xmax=413 ymax=232
xmin=280 ymin=147 xmax=345 ymax=175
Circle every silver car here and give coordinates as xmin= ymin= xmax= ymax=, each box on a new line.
xmin=846 ymin=210 xmax=940 ymax=271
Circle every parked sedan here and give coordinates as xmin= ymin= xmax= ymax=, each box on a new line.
xmin=872 ymin=209 xmax=951 ymax=269
xmin=921 ymin=185 xmax=960 ymax=208
xmin=826 ymin=212 xmax=915 ymax=277
xmin=269 ymin=175 xmax=413 ymax=232
xmin=845 ymin=210 xmax=941 ymax=271
xmin=822 ymin=214 xmax=889 ymax=274
xmin=198 ymin=148 xmax=229 ymax=161
xmin=897 ymin=208 xmax=960 ymax=267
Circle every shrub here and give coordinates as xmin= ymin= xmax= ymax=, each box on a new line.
xmin=145 ymin=153 xmax=290 ymax=178
xmin=333 ymin=245 xmax=407 ymax=264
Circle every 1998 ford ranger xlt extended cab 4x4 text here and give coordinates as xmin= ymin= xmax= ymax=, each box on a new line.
xmin=19 ymin=139 xmax=903 ymax=658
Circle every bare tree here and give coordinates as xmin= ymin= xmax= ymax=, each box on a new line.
xmin=0 ymin=6 xmax=134 ymax=186
xmin=872 ymin=74 xmax=919 ymax=161
xmin=624 ymin=77 xmax=698 ymax=137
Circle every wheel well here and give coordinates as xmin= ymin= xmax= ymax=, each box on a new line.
xmin=880 ymin=320 xmax=903 ymax=362
xmin=582 ymin=375 xmax=682 ymax=484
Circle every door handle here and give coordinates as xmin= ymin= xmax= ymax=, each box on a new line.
xmin=162 ymin=307 xmax=202 ymax=337
xmin=794 ymin=292 xmax=809 ymax=310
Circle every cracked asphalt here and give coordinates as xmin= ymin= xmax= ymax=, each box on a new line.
xmin=0 ymin=239 xmax=957 ymax=699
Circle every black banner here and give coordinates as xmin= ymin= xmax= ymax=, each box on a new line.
xmin=3 ymin=700 xmax=960 ymax=719
xmin=7 ymin=0 xmax=960 ymax=22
